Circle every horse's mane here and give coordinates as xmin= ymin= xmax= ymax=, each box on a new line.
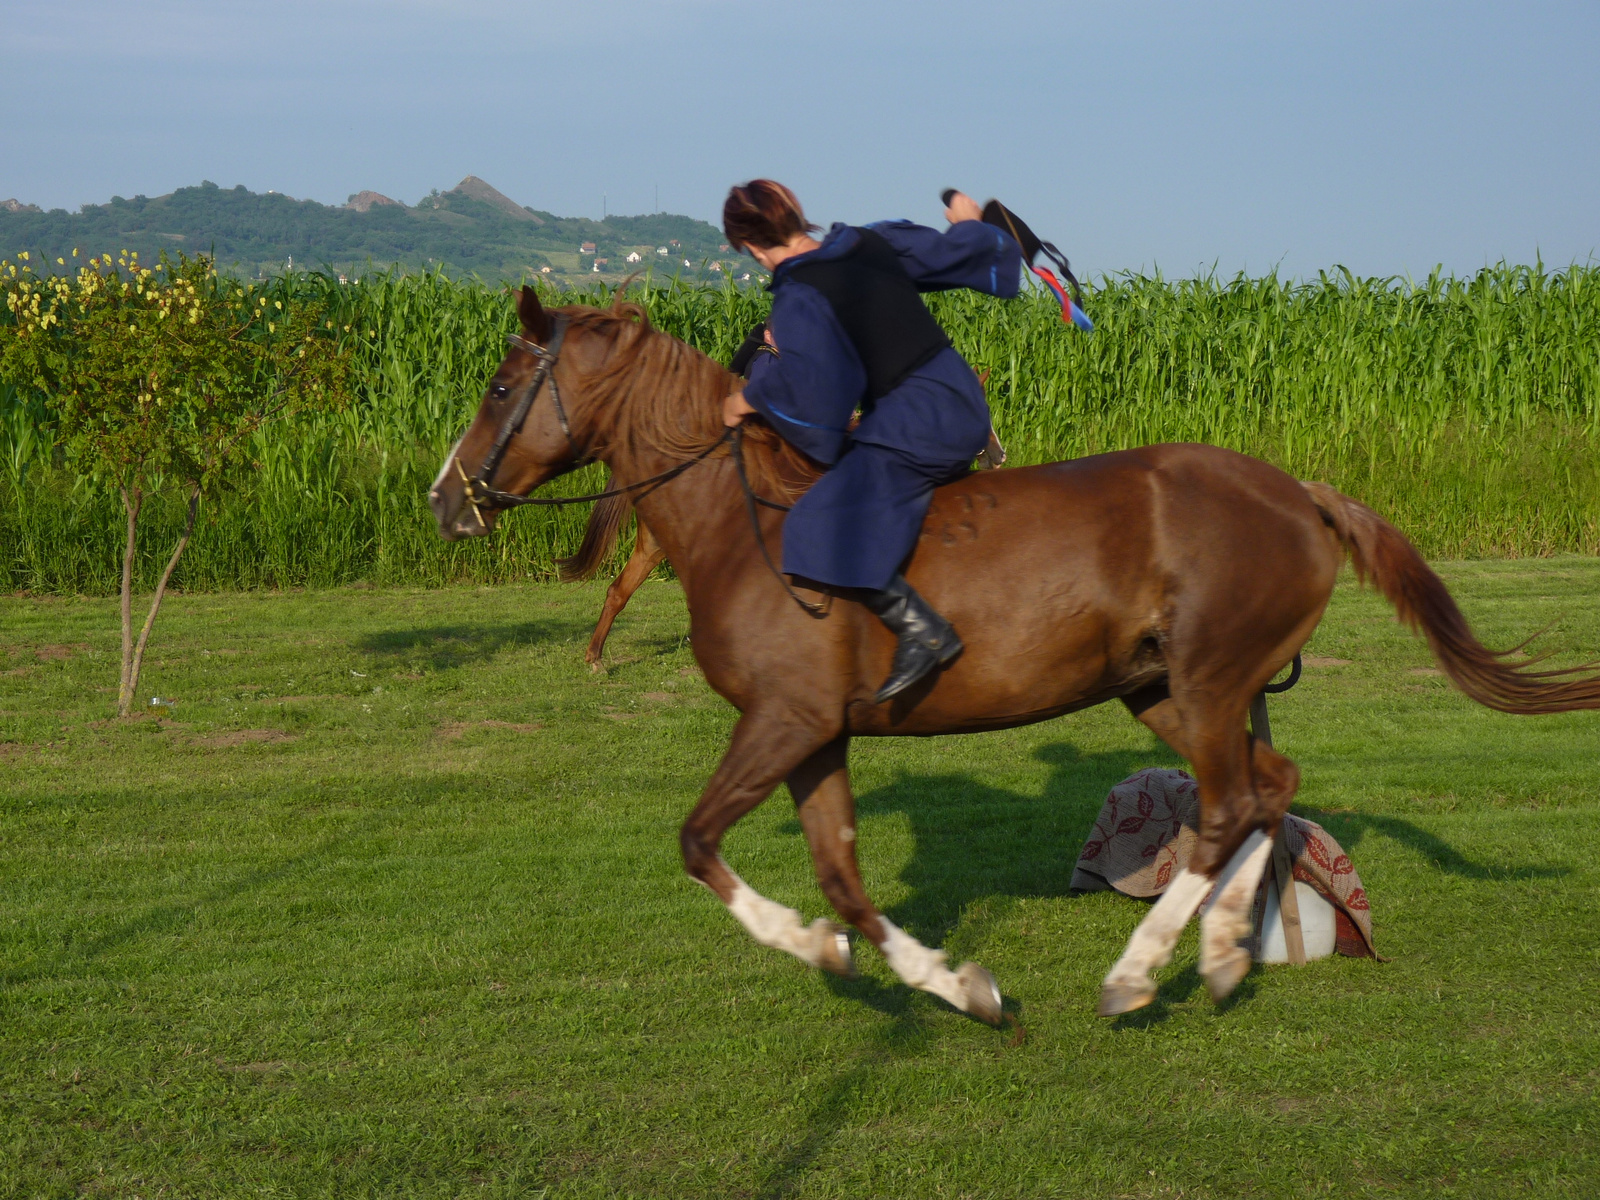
xmin=553 ymin=298 xmax=820 ymax=581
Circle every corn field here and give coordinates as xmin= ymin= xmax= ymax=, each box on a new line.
xmin=3 ymin=263 xmax=1598 ymax=594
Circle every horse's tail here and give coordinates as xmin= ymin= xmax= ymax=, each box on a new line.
xmin=556 ymin=482 xmax=632 ymax=582
xmin=1301 ymin=481 xmax=1600 ymax=714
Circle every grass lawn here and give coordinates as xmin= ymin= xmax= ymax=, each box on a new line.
xmin=2 ymin=561 xmax=1599 ymax=1198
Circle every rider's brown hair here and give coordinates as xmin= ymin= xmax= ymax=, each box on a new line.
xmin=722 ymin=180 xmax=819 ymax=251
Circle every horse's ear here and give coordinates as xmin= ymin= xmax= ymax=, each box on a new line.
xmin=518 ymin=284 xmax=551 ymax=341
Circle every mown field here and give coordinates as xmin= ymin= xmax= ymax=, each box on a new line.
xmin=3 ymin=262 xmax=1599 ymax=594
xmin=3 ymin=563 xmax=1599 ymax=1198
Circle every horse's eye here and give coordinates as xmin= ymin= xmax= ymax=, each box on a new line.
xmin=490 ymin=383 xmax=509 ymax=399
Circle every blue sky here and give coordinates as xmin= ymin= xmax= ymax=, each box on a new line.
xmin=3 ymin=0 xmax=1596 ymax=279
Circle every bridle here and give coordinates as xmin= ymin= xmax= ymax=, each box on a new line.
xmin=456 ymin=315 xmax=576 ymax=517
xmin=447 ymin=315 xmax=828 ymax=618
xmin=450 ymin=315 xmax=735 ymax=519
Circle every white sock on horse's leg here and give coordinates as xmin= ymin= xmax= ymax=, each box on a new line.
xmin=1199 ymin=829 xmax=1272 ymax=994
xmin=877 ymin=919 xmax=970 ymax=1011
xmin=1102 ymin=866 xmax=1212 ymax=994
xmin=721 ymin=860 xmax=840 ymax=969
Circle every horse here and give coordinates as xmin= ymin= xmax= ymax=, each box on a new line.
xmin=430 ymin=287 xmax=1600 ymax=1023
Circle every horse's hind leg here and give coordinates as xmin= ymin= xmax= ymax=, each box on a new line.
xmin=788 ymin=737 xmax=1003 ymax=1025
xmin=1197 ymin=735 xmax=1298 ymax=1001
xmin=1098 ymin=694 xmax=1299 ymax=1015
xmin=584 ymin=522 xmax=665 ymax=669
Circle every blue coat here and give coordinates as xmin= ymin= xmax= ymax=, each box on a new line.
xmin=743 ymin=220 xmax=1022 ymax=466
xmin=741 ymin=219 xmax=1023 ymax=591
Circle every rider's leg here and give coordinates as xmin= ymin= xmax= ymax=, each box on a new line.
xmin=781 ymin=442 xmax=967 ymax=702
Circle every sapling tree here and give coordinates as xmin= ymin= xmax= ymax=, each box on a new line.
xmin=0 ymin=249 xmax=348 ymax=715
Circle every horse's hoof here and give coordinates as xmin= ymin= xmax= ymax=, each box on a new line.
xmin=1203 ymin=949 xmax=1251 ymax=1003
xmin=1097 ymin=979 xmax=1157 ymax=1018
xmin=811 ymin=919 xmax=855 ymax=978
xmin=586 ymin=658 xmax=603 ymax=673
xmin=957 ymin=962 xmax=1003 ymax=1026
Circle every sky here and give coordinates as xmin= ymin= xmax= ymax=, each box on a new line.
xmin=3 ymin=0 xmax=1596 ymax=280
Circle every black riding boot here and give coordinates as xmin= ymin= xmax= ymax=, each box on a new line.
xmin=862 ymin=575 xmax=964 ymax=703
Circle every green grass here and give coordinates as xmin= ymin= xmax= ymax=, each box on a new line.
xmin=3 ymin=561 xmax=1600 ymax=1197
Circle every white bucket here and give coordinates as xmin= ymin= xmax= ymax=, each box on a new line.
xmin=1256 ymin=880 xmax=1337 ymax=962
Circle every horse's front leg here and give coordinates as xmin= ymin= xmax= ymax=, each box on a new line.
xmin=679 ymin=709 xmax=848 ymax=971
xmin=584 ymin=522 xmax=664 ymax=669
xmin=788 ymin=736 xmax=1003 ymax=1025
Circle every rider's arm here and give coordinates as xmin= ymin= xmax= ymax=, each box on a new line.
xmin=736 ymin=283 xmax=865 ymax=464
xmin=867 ymin=218 xmax=1023 ymax=298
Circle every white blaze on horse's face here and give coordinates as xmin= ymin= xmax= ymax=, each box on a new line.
xmin=430 ymin=434 xmax=464 ymax=500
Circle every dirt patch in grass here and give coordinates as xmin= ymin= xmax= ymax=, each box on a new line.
xmin=1303 ymin=656 xmax=1352 ymax=667
xmin=1410 ymin=667 xmax=1443 ymax=676
xmin=189 ymin=729 xmax=297 ymax=748
xmin=33 ymin=644 xmax=92 ymax=662
xmin=438 ymin=720 xmax=545 ymax=740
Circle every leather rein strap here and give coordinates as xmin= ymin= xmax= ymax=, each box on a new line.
xmin=731 ymin=425 xmax=829 ymax=618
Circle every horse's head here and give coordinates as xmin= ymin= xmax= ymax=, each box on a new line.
xmin=430 ymin=286 xmax=585 ymax=540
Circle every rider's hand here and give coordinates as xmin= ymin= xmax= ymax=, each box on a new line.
xmin=723 ymin=388 xmax=756 ymax=427
xmin=944 ymin=190 xmax=983 ymax=224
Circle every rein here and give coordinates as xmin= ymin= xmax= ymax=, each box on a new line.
xmin=453 ymin=320 xmax=824 ymax=617
xmin=731 ymin=424 xmax=830 ymax=618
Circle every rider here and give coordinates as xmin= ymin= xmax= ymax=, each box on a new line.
xmin=722 ymin=180 xmax=1023 ymax=703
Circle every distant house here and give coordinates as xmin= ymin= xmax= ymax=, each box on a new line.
xmin=669 ymin=239 xmax=681 ymax=248
xmin=656 ymin=247 xmax=669 ymax=256
xmin=709 ymin=262 xmax=723 ymax=272
xmin=719 ymin=244 xmax=731 ymax=252
xmin=580 ymin=242 xmax=597 ymax=254
xmin=593 ymin=258 xmax=609 ymax=272
xmin=683 ymin=259 xmax=691 ymax=268
xmin=625 ymin=251 xmax=642 ymax=263
xmin=540 ymin=266 xmax=552 ymax=274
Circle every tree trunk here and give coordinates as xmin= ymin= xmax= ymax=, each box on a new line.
xmin=117 ymin=485 xmax=142 ymax=718
xmin=124 ymin=483 xmax=201 ymax=719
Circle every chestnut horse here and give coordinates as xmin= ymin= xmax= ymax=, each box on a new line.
xmin=431 ymin=288 xmax=1600 ymax=1022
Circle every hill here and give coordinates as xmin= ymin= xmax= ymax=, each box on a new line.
xmin=0 ymin=177 xmax=755 ymax=282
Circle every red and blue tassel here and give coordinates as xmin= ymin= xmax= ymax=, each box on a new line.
xmin=1032 ymin=265 xmax=1094 ymax=332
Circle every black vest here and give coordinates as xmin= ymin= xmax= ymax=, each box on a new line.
xmin=785 ymin=228 xmax=950 ymax=401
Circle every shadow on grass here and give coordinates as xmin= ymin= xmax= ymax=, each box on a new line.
xmin=1294 ymin=806 xmax=1568 ymax=882
xmin=755 ymin=737 xmax=1569 ymax=1190
xmin=355 ymin=619 xmax=585 ymax=671
xmin=758 ymin=740 xmax=1182 ymax=1197
xmin=850 ymin=740 xmax=1182 ymax=948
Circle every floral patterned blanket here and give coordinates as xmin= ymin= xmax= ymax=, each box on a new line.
xmin=1071 ymin=767 xmax=1376 ymax=958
